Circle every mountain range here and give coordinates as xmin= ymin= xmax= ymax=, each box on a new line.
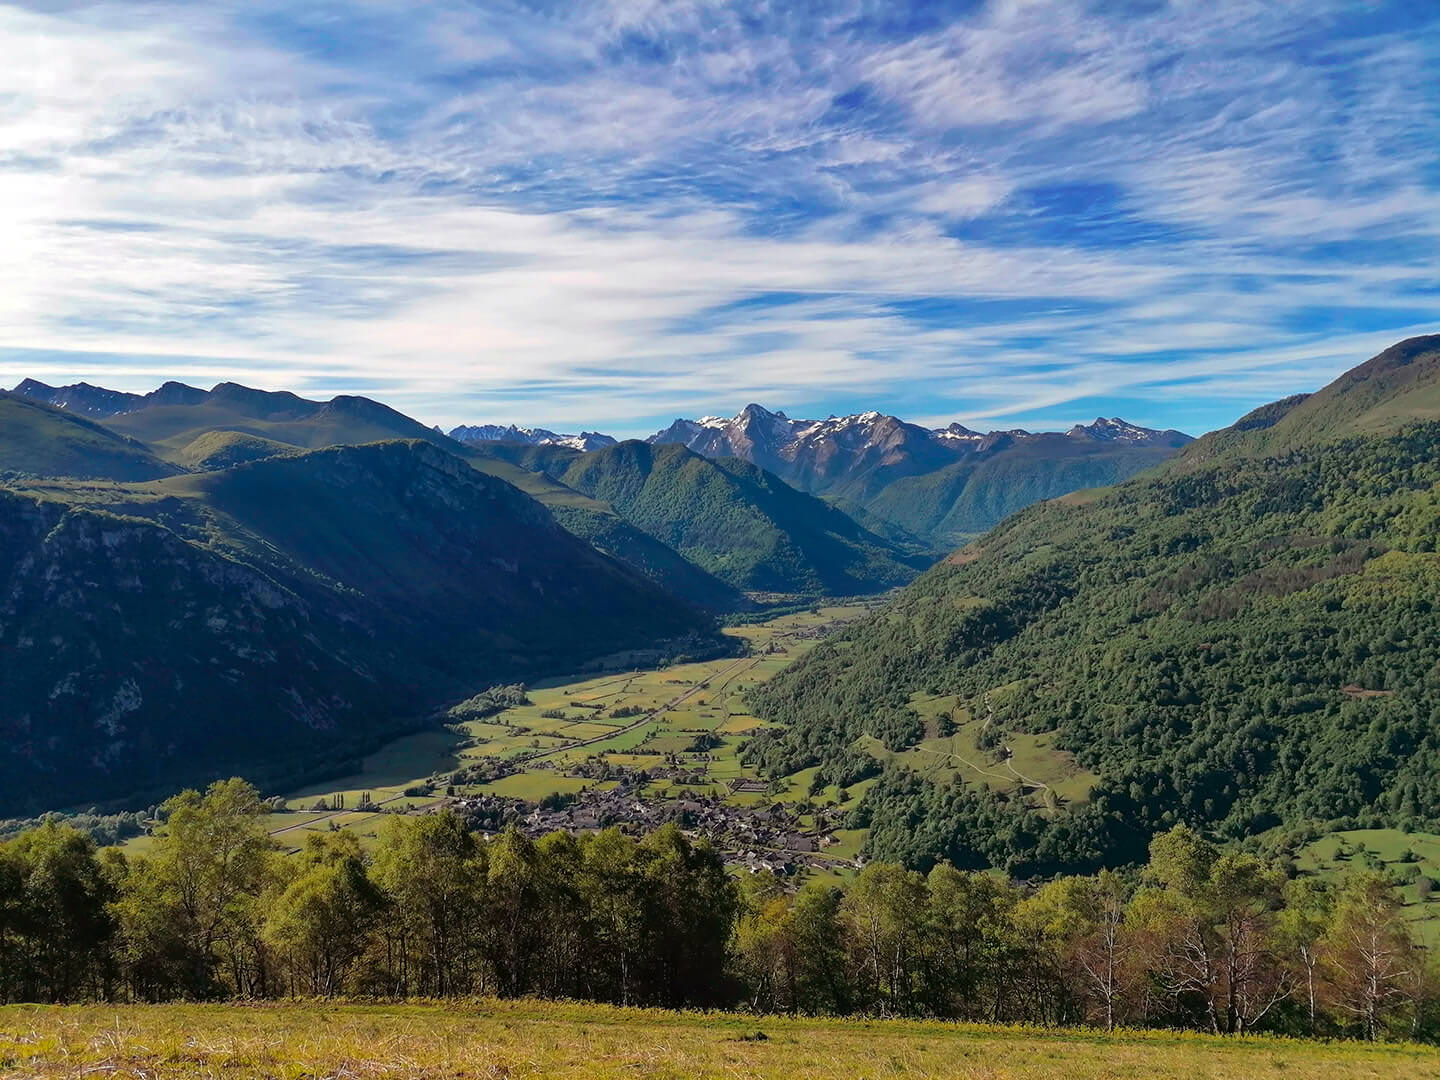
xmin=0 ymin=402 xmax=717 ymax=814
xmin=450 ymin=424 xmax=618 ymax=452
xmin=648 ymin=405 xmax=1192 ymax=545
xmin=7 ymin=378 xmax=920 ymax=609
xmin=745 ymin=334 xmax=1440 ymax=875
xmin=0 ymin=360 xmax=1308 ymax=821
xmin=466 ymin=439 xmax=926 ymax=594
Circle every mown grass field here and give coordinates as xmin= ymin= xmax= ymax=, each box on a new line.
xmin=3 ymin=1000 xmax=1437 ymax=1080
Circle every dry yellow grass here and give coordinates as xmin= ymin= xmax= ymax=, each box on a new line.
xmin=3 ymin=1000 xmax=1438 ymax=1080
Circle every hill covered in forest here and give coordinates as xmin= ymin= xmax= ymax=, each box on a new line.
xmin=0 ymin=439 xmax=715 ymax=815
xmin=469 ymin=440 xmax=928 ymax=594
xmin=746 ymin=335 xmax=1440 ymax=875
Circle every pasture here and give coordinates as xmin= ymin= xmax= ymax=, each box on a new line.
xmin=114 ymin=603 xmax=880 ymax=857
xmin=3 ymin=1000 xmax=1437 ymax=1079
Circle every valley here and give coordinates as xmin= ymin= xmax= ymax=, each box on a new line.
xmin=9 ymin=337 xmax=1440 ymax=1047
xmin=7 ymin=2 xmax=1440 ymax=1066
xmin=131 ymin=604 xmax=884 ymax=875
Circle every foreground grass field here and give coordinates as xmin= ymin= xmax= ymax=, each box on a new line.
xmin=3 ymin=1001 xmax=1438 ymax=1080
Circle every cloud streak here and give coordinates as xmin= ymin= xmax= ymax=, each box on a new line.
xmin=0 ymin=0 xmax=1436 ymax=436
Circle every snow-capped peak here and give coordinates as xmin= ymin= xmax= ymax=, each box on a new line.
xmin=1067 ymin=417 xmax=1158 ymax=443
xmin=930 ymin=422 xmax=984 ymax=442
xmin=449 ymin=424 xmax=617 ymax=452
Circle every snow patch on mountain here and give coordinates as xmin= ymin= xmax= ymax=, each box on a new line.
xmin=449 ymin=424 xmax=617 ymax=452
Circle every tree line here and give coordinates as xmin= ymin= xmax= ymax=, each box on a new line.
xmin=1 ymin=779 xmax=1435 ymax=1042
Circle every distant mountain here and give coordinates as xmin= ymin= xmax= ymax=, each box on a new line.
xmin=469 ymin=440 xmax=927 ymax=595
xmin=864 ymin=429 xmax=1189 ymax=545
xmin=1066 ymin=416 xmax=1183 ymax=444
xmin=13 ymin=378 xmax=207 ymax=417
xmin=0 ymin=393 xmax=183 ymax=481
xmin=451 ymin=424 xmax=617 ymax=452
xmin=648 ymin=404 xmax=1191 ymax=544
xmin=0 ymin=439 xmax=715 ymax=815
xmin=650 ymin=406 xmax=962 ymax=500
xmin=10 ymin=379 xmax=455 ymax=456
xmin=745 ymin=335 xmax=1440 ymax=875
xmin=8 ymin=379 xmax=741 ymax=610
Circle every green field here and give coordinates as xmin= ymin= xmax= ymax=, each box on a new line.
xmin=112 ymin=605 xmax=879 ymax=858
xmin=882 ymin=692 xmax=1098 ymax=813
xmin=3 ymin=1001 xmax=1436 ymax=1079
xmin=1294 ymin=827 xmax=1440 ymax=942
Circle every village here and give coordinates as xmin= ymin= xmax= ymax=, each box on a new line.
xmin=450 ymin=776 xmax=859 ymax=876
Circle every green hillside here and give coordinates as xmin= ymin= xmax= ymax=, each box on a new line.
xmin=0 ymin=393 xmax=181 ymax=481
xmin=0 ymin=440 xmax=716 ymax=815
xmin=175 ymin=429 xmax=299 ymax=470
xmin=462 ymin=449 xmax=743 ymax=609
xmin=865 ymin=434 xmax=1181 ymax=546
xmin=747 ymin=336 xmax=1440 ymax=874
xmin=1179 ymin=335 xmax=1440 ymax=465
xmin=18 ymin=379 xmax=739 ymax=609
xmin=101 ymin=383 xmax=456 ymax=455
xmin=478 ymin=440 xmax=927 ymax=594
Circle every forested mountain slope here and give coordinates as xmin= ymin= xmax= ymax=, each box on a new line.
xmin=747 ymin=336 xmax=1440 ymax=875
xmin=474 ymin=440 xmax=927 ymax=594
xmin=460 ymin=449 xmax=744 ymax=609
xmin=11 ymin=379 xmax=752 ymax=608
xmin=864 ymin=430 xmax=1184 ymax=545
xmin=648 ymin=404 xmax=1191 ymax=544
xmin=0 ymin=440 xmax=713 ymax=815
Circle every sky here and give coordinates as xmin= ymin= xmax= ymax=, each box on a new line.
xmin=1 ymin=1 xmax=1438 ymax=438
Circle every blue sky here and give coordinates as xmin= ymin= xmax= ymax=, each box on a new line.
xmin=0 ymin=0 xmax=1437 ymax=438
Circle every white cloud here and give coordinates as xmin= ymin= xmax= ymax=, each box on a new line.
xmin=0 ymin=0 xmax=1436 ymax=437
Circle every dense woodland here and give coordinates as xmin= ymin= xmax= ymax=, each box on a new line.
xmin=468 ymin=438 xmax=926 ymax=594
xmin=747 ymin=419 xmax=1440 ymax=875
xmin=1 ymin=779 xmax=1435 ymax=1042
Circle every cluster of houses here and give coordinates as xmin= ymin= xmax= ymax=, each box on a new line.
xmin=449 ymin=785 xmax=857 ymax=875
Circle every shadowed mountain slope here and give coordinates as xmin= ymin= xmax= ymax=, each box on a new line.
xmin=0 ymin=440 xmax=715 ymax=815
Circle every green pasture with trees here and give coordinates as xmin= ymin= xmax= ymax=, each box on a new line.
xmin=3 ymin=778 xmax=1439 ymax=1047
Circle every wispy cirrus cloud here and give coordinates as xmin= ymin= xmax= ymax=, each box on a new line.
xmin=0 ymin=0 xmax=1436 ymax=436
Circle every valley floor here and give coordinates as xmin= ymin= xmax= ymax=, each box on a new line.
xmin=114 ymin=604 xmax=881 ymax=873
xmin=3 ymin=1000 xmax=1437 ymax=1079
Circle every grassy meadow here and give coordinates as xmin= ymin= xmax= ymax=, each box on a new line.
xmin=111 ymin=605 xmax=877 ymax=860
xmin=1294 ymin=827 xmax=1440 ymax=942
xmin=3 ymin=1000 xmax=1437 ymax=1080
